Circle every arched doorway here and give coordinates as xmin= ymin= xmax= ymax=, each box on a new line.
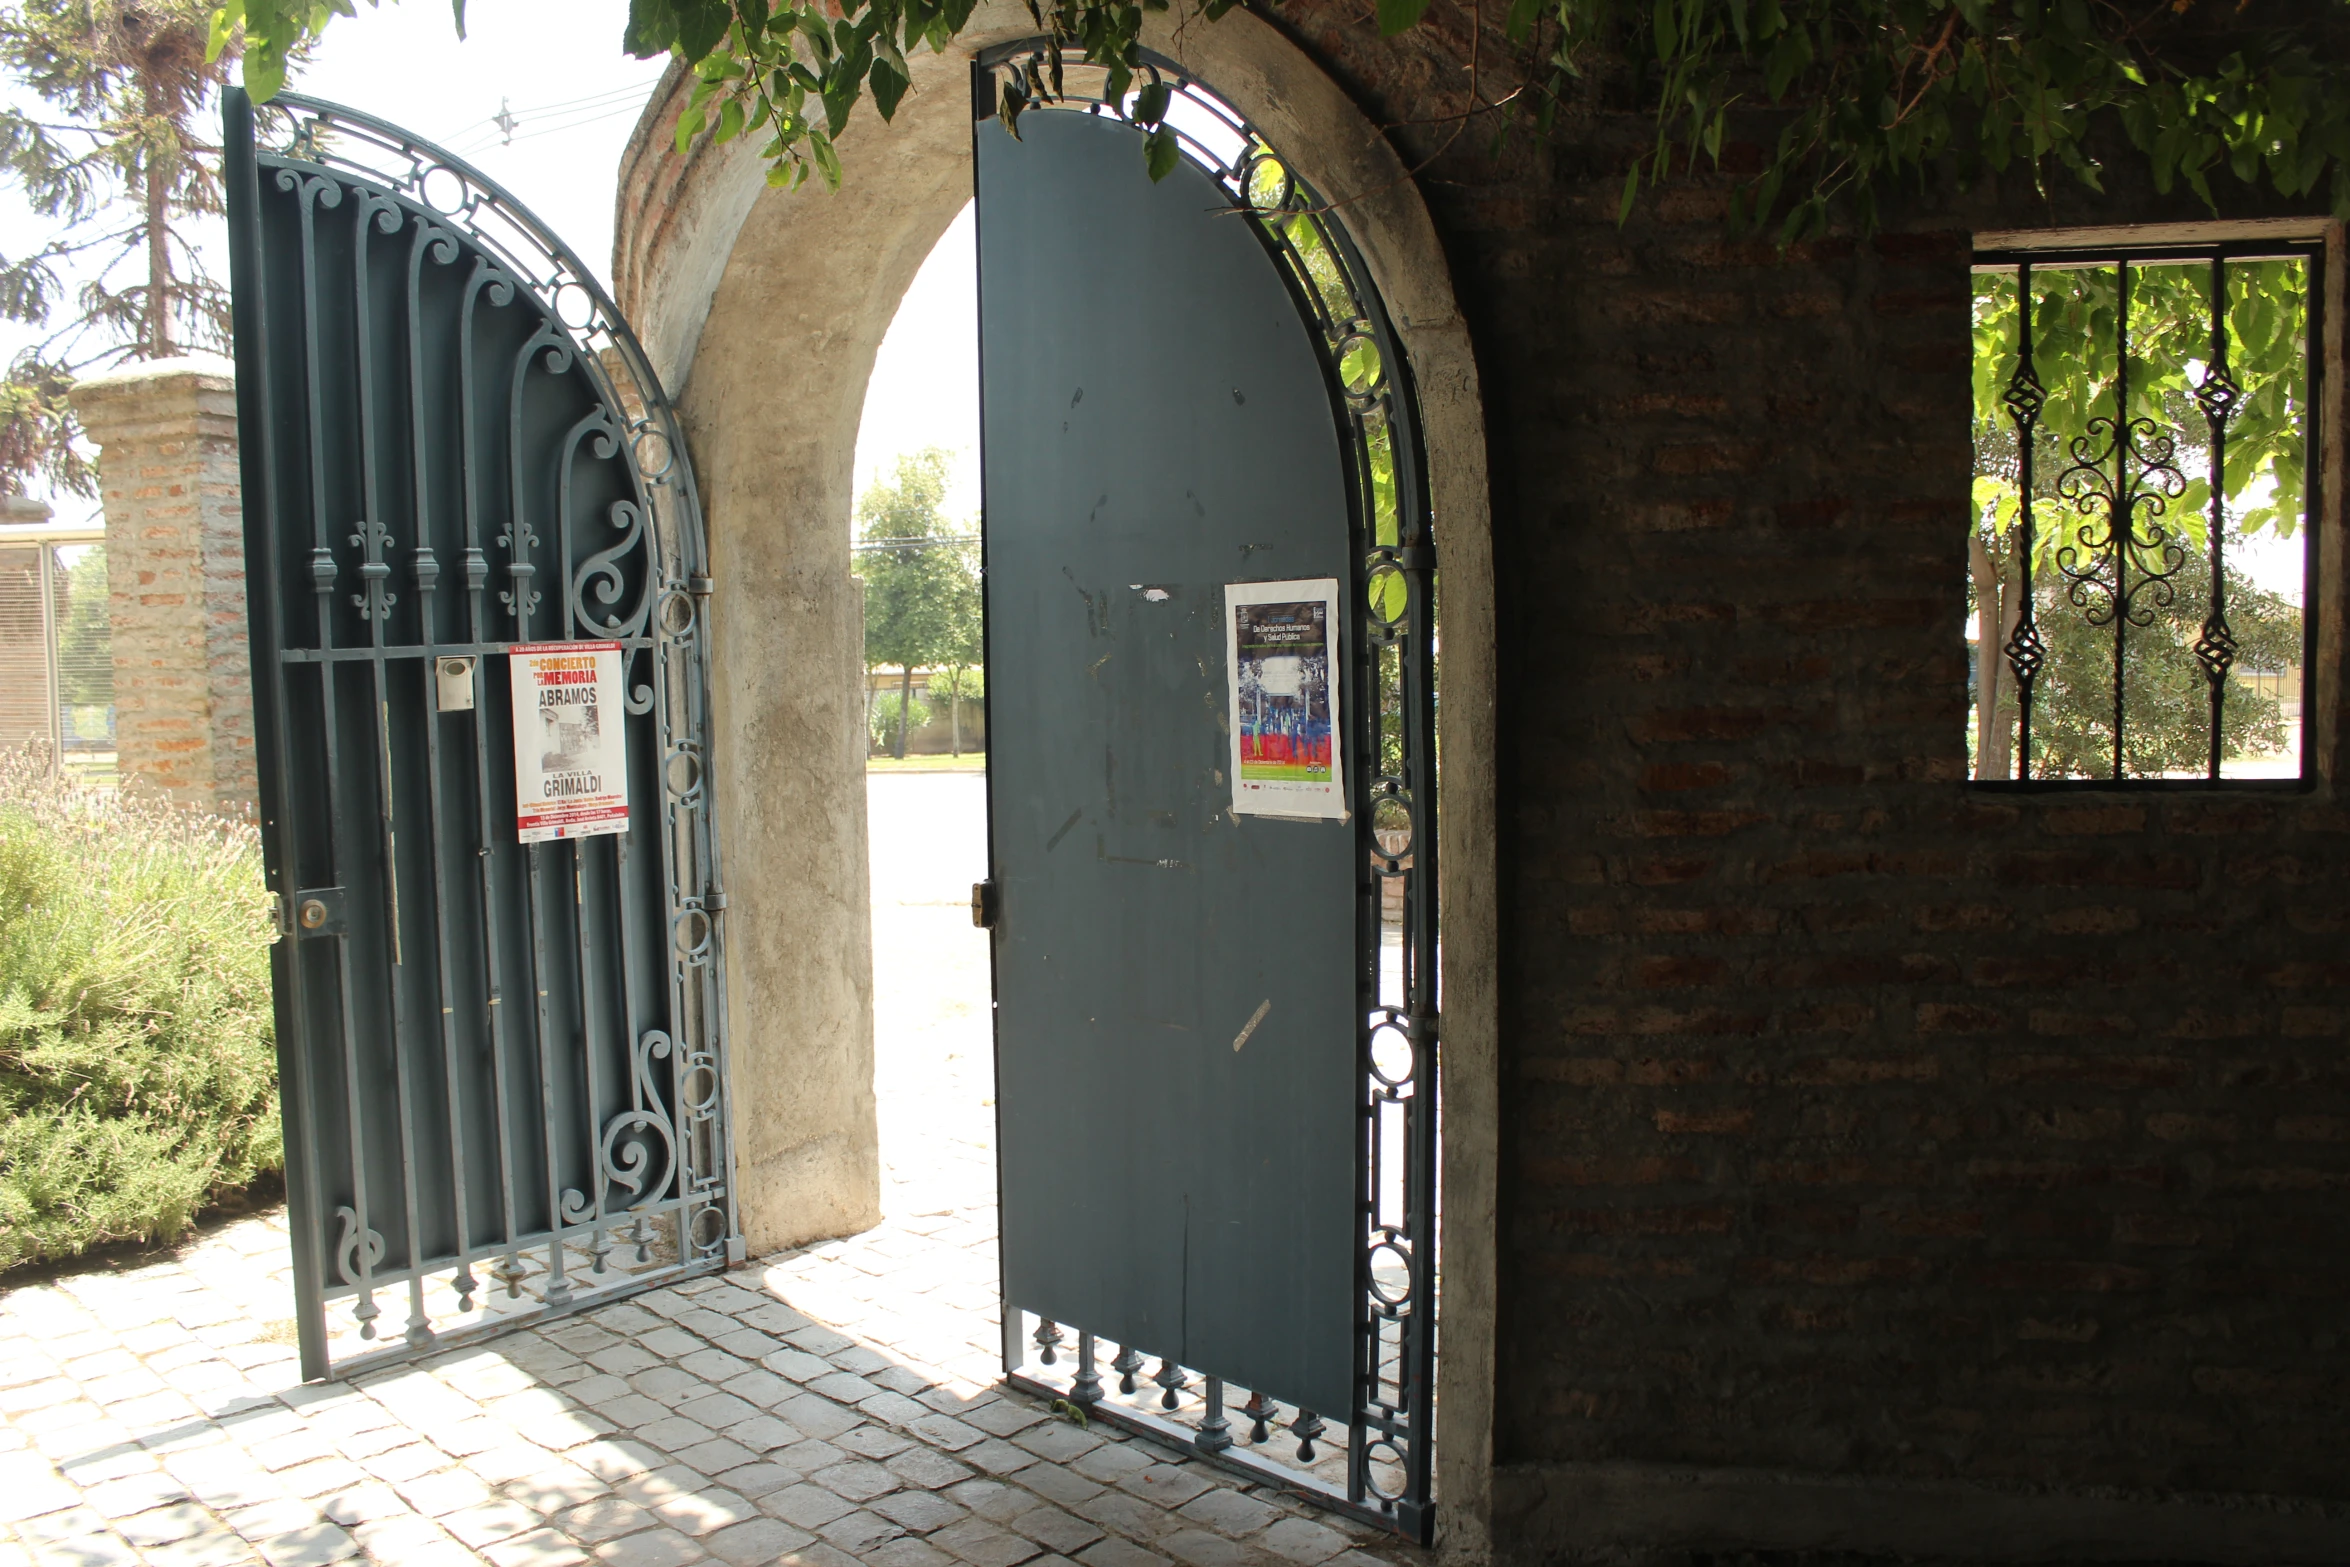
xmin=614 ymin=9 xmax=1497 ymax=1551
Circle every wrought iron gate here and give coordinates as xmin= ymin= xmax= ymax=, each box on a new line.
xmin=974 ymin=51 xmax=1438 ymax=1539
xmin=225 ymin=90 xmax=733 ymax=1382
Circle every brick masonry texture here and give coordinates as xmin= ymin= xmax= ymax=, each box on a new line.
xmin=72 ymin=356 xmax=258 ymax=810
xmin=1261 ymin=6 xmax=2349 ymax=1509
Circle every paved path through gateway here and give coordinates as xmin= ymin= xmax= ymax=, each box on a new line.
xmin=0 ymin=773 xmax=1419 ymax=1567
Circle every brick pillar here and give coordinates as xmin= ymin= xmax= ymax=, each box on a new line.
xmin=70 ymin=355 xmax=255 ymax=809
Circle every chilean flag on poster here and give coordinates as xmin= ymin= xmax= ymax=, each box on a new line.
xmin=509 ymin=641 xmax=630 ymax=844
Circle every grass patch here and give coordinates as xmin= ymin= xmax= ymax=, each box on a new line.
xmin=0 ymin=751 xmax=281 ymax=1273
xmin=866 ymin=752 xmax=986 ymax=772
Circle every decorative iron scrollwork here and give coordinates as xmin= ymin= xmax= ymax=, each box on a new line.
xmin=574 ymin=498 xmax=652 ymax=639
xmin=1977 ymin=243 xmax=2315 ymax=783
xmin=2054 ymin=415 xmax=2189 ymax=645
xmin=241 ymin=88 xmax=733 ymax=1378
xmin=349 ymin=516 xmax=397 ymax=620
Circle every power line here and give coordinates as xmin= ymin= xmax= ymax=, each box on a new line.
xmin=438 ymin=81 xmax=653 ymax=142
xmin=439 ymin=83 xmax=658 ymax=156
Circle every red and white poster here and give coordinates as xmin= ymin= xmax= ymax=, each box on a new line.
xmin=509 ymin=641 xmax=630 ymax=844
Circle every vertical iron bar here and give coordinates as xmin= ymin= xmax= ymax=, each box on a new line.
xmin=526 ymin=841 xmax=572 ymax=1306
xmin=2111 ymin=260 xmax=2132 ymax=781
xmin=573 ymin=840 xmax=610 ymax=1270
xmin=511 ymin=332 xmax=561 ymax=1297
xmin=408 ymin=220 xmax=476 ymax=1312
xmin=2299 ymin=257 xmax=2324 ymax=785
xmin=226 ymin=94 xmax=335 ymax=1380
xmin=504 ymin=333 xmax=556 ymax=638
xmin=1154 ymin=1356 xmax=1186 ymax=1410
xmin=293 ymin=170 xmax=383 ymax=1347
xmin=1070 ymin=1331 xmax=1102 ymax=1407
xmin=2207 ymin=256 xmax=2230 ymax=782
xmin=1197 ymin=1377 xmax=1233 ymax=1452
xmin=610 ymin=826 xmax=647 ymax=1262
xmin=2011 ymin=263 xmax=2040 ymax=777
xmin=459 ymin=270 xmax=525 ymax=1295
xmin=1111 ymin=1343 xmax=1144 ymax=1394
xmin=353 ymin=194 xmax=433 ymax=1350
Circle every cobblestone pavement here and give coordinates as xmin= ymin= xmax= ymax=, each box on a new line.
xmin=0 ymin=774 xmax=1421 ymax=1567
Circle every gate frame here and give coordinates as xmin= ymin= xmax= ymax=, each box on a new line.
xmin=969 ymin=46 xmax=1440 ymax=1539
xmin=611 ymin=6 xmax=1499 ymax=1556
xmin=227 ymin=89 xmax=742 ymax=1383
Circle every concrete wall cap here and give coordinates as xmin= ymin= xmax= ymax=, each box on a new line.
xmin=70 ymin=353 xmax=238 ymax=406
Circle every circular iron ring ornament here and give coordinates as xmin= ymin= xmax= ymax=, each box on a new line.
xmin=984 ymin=44 xmax=1439 ymax=1534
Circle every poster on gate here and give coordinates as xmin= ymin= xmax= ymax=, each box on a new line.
xmin=509 ymin=641 xmax=630 ymax=843
xmin=1224 ymin=578 xmax=1346 ymax=820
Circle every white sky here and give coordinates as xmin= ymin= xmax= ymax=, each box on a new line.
xmin=2 ymin=0 xmax=977 ymax=527
xmin=852 ymin=202 xmax=979 ymax=530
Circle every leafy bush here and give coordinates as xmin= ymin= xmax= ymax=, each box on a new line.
xmin=868 ymin=691 xmax=931 ymax=751
xmin=0 ymin=751 xmax=280 ymax=1271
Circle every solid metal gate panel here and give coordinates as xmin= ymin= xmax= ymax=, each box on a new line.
xmin=981 ymin=105 xmax=1358 ymax=1418
xmin=976 ymin=53 xmax=1438 ymax=1538
xmin=226 ymin=90 xmax=733 ymax=1382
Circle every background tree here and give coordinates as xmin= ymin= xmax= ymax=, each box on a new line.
xmin=932 ymin=657 xmax=982 ymax=757
xmin=56 ymin=546 xmax=111 ymax=725
xmin=2025 ymin=552 xmax=2298 ymax=778
xmin=866 ymin=689 xmax=931 ymax=752
xmin=921 ymin=543 xmax=983 ymax=757
xmin=855 ymin=447 xmax=979 ymax=760
xmin=0 ymin=0 xmax=249 ymax=497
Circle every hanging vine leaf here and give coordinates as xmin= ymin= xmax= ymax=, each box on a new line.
xmin=213 ymin=0 xmax=2350 ymax=227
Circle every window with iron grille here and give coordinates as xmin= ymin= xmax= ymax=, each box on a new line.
xmin=1969 ymin=239 xmax=2320 ymax=784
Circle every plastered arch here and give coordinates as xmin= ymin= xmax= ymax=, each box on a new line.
xmin=614 ymin=13 xmax=1497 ymax=1555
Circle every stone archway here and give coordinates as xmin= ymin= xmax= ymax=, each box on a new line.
xmin=613 ymin=11 xmax=1498 ymax=1554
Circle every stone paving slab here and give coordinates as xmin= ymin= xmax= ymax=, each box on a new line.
xmin=1 ymin=1191 xmax=1420 ymax=1567
xmin=1 ymin=777 xmax=1424 ymax=1567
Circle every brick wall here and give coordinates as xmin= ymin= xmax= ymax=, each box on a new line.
xmin=1271 ymin=4 xmax=2349 ymax=1523
xmin=72 ymin=356 xmax=257 ymax=810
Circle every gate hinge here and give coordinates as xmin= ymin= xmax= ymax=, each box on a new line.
xmin=1407 ymin=1013 xmax=1439 ymax=1043
xmin=971 ymin=880 xmax=999 ymax=930
xmin=268 ymin=892 xmax=287 ymax=942
xmin=705 ymin=890 xmax=728 ymax=913
xmin=1389 ymin=544 xmax=1435 ymax=573
xmin=688 ymin=574 xmax=714 ymax=598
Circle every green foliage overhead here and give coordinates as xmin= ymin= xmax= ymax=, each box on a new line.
xmin=212 ymin=0 xmax=2350 ymax=230
xmin=0 ymin=754 xmax=281 ymax=1273
xmin=1587 ymin=0 xmax=2350 ymax=241
xmin=1971 ymin=253 xmax=2312 ymax=559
